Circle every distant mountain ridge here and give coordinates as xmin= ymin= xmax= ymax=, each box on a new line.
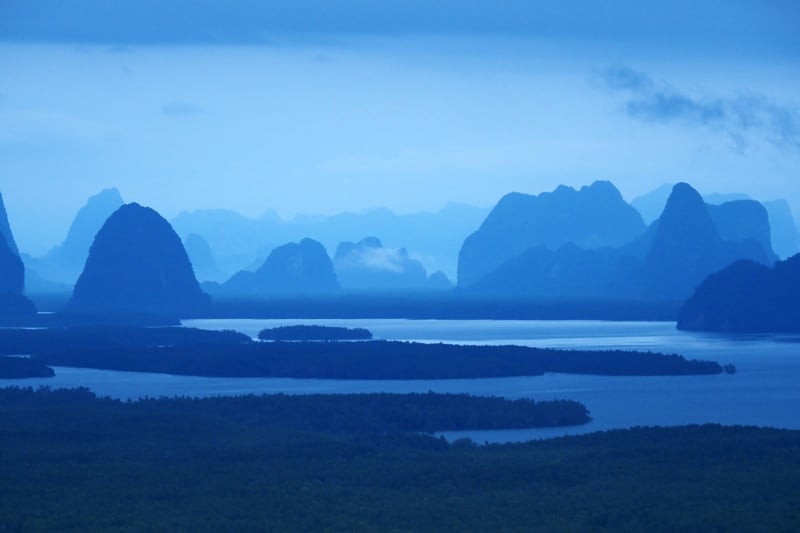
xmin=220 ymin=238 xmax=339 ymax=295
xmin=631 ymin=183 xmax=799 ymax=259
xmin=24 ymin=187 xmax=125 ymax=289
xmin=639 ymin=183 xmax=772 ymax=300
xmin=468 ymin=182 xmax=774 ymax=302
xmin=172 ymin=203 xmax=488 ymax=281
xmin=457 ymin=181 xmax=646 ymax=287
xmin=334 ymin=237 xmax=429 ymax=291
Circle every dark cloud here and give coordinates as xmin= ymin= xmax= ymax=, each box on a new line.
xmin=161 ymin=101 xmax=204 ymax=117
xmin=602 ymin=67 xmax=800 ymax=153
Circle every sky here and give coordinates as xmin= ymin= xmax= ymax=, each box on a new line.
xmin=1 ymin=0 xmax=799 ymax=255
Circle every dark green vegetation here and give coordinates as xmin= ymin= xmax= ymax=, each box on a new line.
xmin=258 ymin=324 xmax=373 ymax=341
xmin=0 ymin=356 xmax=54 ymax=378
xmin=678 ymin=254 xmax=800 ymax=333
xmin=0 ymin=325 xmax=249 ymax=355
xmin=0 ymin=387 xmax=590 ymax=433
xmin=1 ymin=387 xmax=798 ymax=532
xmin=0 ymin=325 xmax=723 ymax=378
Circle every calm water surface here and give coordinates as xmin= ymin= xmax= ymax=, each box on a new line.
xmin=4 ymin=319 xmax=799 ymax=442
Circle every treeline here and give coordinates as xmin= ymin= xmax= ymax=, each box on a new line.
xmin=0 ymin=325 xmax=251 ymax=356
xmin=258 ymin=325 xmax=373 ymax=341
xmin=0 ymin=386 xmax=589 ymax=432
xmin=33 ymin=339 xmax=723 ymax=379
xmin=0 ymin=387 xmax=797 ymax=531
xmin=0 ymin=356 xmax=54 ymax=378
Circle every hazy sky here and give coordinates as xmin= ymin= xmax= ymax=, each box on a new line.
xmin=1 ymin=1 xmax=799 ymax=254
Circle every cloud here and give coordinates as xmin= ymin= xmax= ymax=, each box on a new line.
xmin=161 ymin=101 xmax=204 ymax=117
xmin=601 ymin=67 xmax=800 ymax=153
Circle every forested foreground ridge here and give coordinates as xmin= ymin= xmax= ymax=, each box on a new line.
xmin=0 ymin=387 xmax=797 ymax=532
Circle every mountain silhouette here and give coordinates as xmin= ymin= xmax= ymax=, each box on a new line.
xmin=172 ymin=203 xmax=488 ymax=282
xmin=457 ymin=181 xmax=645 ymax=287
xmin=221 ymin=238 xmax=339 ymax=295
xmin=639 ymin=183 xmax=771 ymax=301
xmin=426 ymin=270 xmax=453 ymax=290
xmin=68 ymin=203 xmax=209 ymax=315
xmin=467 ymin=182 xmax=772 ymax=302
xmin=707 ymin=200 xmax=776 ymax=262
xmin=472 ymin=243 xmax=639 ymax=299
xmin=334 ymin=237 xmax=429 ymax=291
xmin=630 ymin=183 xmax=676 ymax=225
xmin=762 ymin=199 xmax=800 ymax=259
xmin=0 ymin=230 xmax=24 ymax=296
xmin=26 ymin=187 xmax=125 ymax=287
xmin=0 ymin=192 xmax=19 ymax=256
xmin=677 ymin=254 xmax=800 ymax=332
xmin=634 ymin=183 xmax=799 ymax=260
xmin=0 ymin=194 xmax=36 ymax=316
xmin=183 ymin=233 xmax=223 ymax=283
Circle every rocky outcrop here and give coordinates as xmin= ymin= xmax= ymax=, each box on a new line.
xmin=639 ymin=183 xmax=771 ymax=301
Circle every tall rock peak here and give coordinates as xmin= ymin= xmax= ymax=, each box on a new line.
xmin=0 ymin=192 xmax=19 ymax=256
xmin=68 ymin=203 xmax=209 ymax=315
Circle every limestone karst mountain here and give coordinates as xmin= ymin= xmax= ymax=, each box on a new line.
xmin=0 ymin=192 xmax=19 ymax=257
xmin=25 ymin=187 xmax=125 ymax=289
xmin=632 ymin=183 xmax=799 ymax=259
xmin=334 ymin=237 xmax=429 ymax=291
xmin=457 ymin=181 xmax=646 ymax=287
xmin=762 ymin=199 xmax=800 ymax=259
xmin=639 ymin=183 xmax=772 ymax=300
xmin=0 ymin=193 xmax=36 ymax=317
xmin=68 ymin=203 xmax=209 ymax=315
xmin=172 ymin=203 xmax=488 ymax=282
xmin=467 ymin=183 xmax=773 ymax=302
xmin=183 ymin=233 xmax=223 ymax=283
xmin=221 ymin=238 xmax=339 ymax=295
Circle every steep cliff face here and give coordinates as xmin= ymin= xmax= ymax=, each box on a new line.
xmin=0 ymin=192 xmax=19 ymax=257
xmin=707 ymin=200 xmax=776 ymax=263
xmin=0 ymin=193 xmax=36 ymax=317
xmin=69 ymin=203 xmax=209 ymax=315
xmin=457 ymin=181 xmax=645 ymax=287
xmin=640 ymin=183 xmax=771 ymax=301
xmin=183 ymin=233 xmax=223 ymax=283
